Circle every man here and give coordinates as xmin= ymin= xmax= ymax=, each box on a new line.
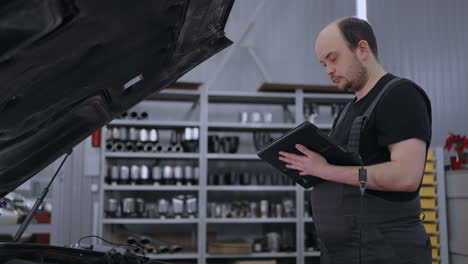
xmin=279 ymin=17 xmax=432 ymax=263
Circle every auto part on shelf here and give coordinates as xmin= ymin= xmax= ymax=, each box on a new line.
xmin=173 ymin=165 xmax=183 ymax=185
xmin=143 ymin=142 xmax=154 ymax=152
xmin=152 ymin=166 xmax=162 ymax=185
xmin=149 ymin=129 xmax=159 ymax=142
xmin=120 ymin=127 xmax=128 ymax=141
xmin=260 ymin=200 xmax=269 ymax=218
xmin=171 ymin=143 xmax=184 ymax=153
xmin=153 ymin=143 xmax=165 ymax=152
xmin=113 ymin=142 xmax=125 ymax=152
xmin=125 ymin=141 xmax=136 ymax=152
xmin=129 ymin=112 xmax=138 ymax=119
xmin=112 ymin=127 xmax=121 ymax=141
xmin=105 ymin=198 xmax=118 ymax=218
xmin=186 ymin=196 xmax=197 ymax=218
xmin=172 ymin=196 xmax=184 ymax=218
xmin=122 ymin=198 xmax=136 ymax=218
xmin=135 ymin=198 xmax=145 ymax=217
xmin=169 ymin=245 xmax=182 ymax=254
xmin=157 ymin=199 xmax=169 ymax=218
xmin=138 ymin=128 xmax=149 ymax=142
xmin=162 ymin=165 xmax=174 ymax=185
xmin=140 ymin=165 xmax=150 ymax=185
xmin=130 ymin=165 xmax=140 ymax=184
xmin=266 ymin=232 xmax=280 ymax=252
xmin=184 ymin=165 xmax=193 ymax=185
xmin=105 ymin=141 xmax=113 ymax=152
xmin=129 ymin=127 xmax=139 ymax=141
xmin=109 ymin=165 xmax=119 ymax=184
xmin=119 ymin=166 xmax=130 ymax=184
xmin=135 ymin=142 xmax=144 ymax=152
xmin=139 ymin=112 xmax=149 ymax=120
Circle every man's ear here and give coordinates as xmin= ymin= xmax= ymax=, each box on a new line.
xmin=356 ymin=40 xmax=370 ymax=61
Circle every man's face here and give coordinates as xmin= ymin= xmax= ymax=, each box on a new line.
xmin=315 ymin=26 xmax=367 ymax=92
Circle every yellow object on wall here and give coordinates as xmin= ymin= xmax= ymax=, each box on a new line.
xmin=424 ymin=162 xmax=436 ymax=173
xmin=420 ymin=186 xmax=437 ymax=197
xmin=422 ymin=174 xmax=436 ymax=185
xmin=421 ymin=198 xmax=437 ymax=209
xmin=421 ymin=211 xmax=438 ymax=222
xmin=424 ymin=223 xmax=438 ymax=234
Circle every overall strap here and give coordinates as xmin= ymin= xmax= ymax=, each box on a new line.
xmin=328 ymin=102 xmax=352 ymax=137
xmin=346 ymin=78 xmax=403 ymax=153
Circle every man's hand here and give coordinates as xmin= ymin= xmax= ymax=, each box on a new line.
xmin=278 ymin=138 xmax=427 ymax=192
xmin=278 ymin=144 xmax=330 ymax=177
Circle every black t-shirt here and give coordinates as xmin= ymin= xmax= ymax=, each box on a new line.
xmin=330 ymin=73 xmax=432 ymax=202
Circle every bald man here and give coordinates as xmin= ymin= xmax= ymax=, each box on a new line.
xmin=279 ymin=17 xmax=432 ymax=263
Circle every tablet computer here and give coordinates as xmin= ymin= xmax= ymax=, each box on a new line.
xmin=257 ymin=121 xmax=362 ymax=189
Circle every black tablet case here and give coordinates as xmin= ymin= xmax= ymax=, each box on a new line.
xmin=257 ymin=121 xmax=362 ymax=189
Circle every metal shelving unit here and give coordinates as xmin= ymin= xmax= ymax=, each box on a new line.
xmin=97 ymin=87 xmax=355 ymax=264
xmin=102 ymin=219 xmax=199 ymax=225
xmin=146 ymin=253 xmax=199 ymax=260
xmin=207 ymin=122 xmax=294 ymax=131
xmin=109 ymin=120 xmax=201 ymax=128
xmin=103 ymin=185 xmax=199 ymax=191
xmin=206 ymin=153 xmax=259 ymax=160
xmin=206 ymin=218 xmax=297 ymax=224
xmin=104 ymin=152 xmax=200 ymax=159
xmin=206 ymin=186 xmax=295 ymax=191
xmin=206 ymin=252 xmax=298 ymax=258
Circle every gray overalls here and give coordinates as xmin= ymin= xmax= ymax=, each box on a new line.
xmin=310 ymin=78 xmax=432 ymax=264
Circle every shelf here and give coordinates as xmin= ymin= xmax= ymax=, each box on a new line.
xmin=206 ymin=252 xmax=298 ymax=258
xmin=206 ymin=218 xmax=297 ymax=224
xmin=206 ymin=186 xmax=296 ymax=191
xmin=304 ymin=251 xmax=321 ymax=257
xmin=147 ymin=89 xmax=200 ymax=101
xmin=313 ymin=123 xmax=334 ymax=129
xmin=303 ymin=92 xmax=354 ymax=101
xmin=207 ymin=153 xmax=259 ymax=160
xmin=102 ymin=218 xmax=199 ymax=224
xmin=109 ymin=120 xmax=200 ymax=128
xmin=208 ymin=122 xmax=294 ymax=131
xmin=105 ymin=152 xmax=200 ymax=159
xmin=103 ymin=185 xmax=199 ymax=191
xmin=208 ymin=91 xmax=295 ymax=104
xmin=0 ymin=224 xmax=53 ymax=234
xmin=147 ymin=253 xmax=199 ymax=259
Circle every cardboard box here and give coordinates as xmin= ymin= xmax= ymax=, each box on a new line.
xmin=208 ymin=239 xmax=252 ymax=255
xmin=232 ymin=260 xmax=277 ymax=264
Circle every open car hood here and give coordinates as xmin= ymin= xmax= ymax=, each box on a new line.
xmin=0 ymin=0 xmax=234 ymax=197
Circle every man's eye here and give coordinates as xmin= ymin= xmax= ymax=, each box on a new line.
xmin=330 ymin=57 xmax=337 ymax=62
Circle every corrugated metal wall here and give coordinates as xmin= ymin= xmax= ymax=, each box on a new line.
xmin=368 ymin=0 xmax=468 ymax=147
xmin=181 ymin=0 xmax=355 ymax=89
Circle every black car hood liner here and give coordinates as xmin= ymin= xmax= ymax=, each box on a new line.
xmin=0 ymin=0 xmax=234 ymax=197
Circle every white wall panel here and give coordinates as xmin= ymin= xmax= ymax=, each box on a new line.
xmin=180 ymin=0 xmax=355 ymax=89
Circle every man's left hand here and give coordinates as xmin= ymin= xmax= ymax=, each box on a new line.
xmin=278 ymin=144 xmax=330 ymax=177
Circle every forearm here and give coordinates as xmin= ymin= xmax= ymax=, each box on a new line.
xmin=319 ymin=161 xmax=420 ymax=192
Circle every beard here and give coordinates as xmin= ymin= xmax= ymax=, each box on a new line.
xmin=341 ymin=55 xmax=368 ymax=92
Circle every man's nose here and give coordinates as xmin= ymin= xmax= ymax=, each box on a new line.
xmin=326 ymin=65 xmax=335 ymax=76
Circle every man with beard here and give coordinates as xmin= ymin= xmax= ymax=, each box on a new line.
xmin=279 ymin=17 xmax=432 ymax=264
